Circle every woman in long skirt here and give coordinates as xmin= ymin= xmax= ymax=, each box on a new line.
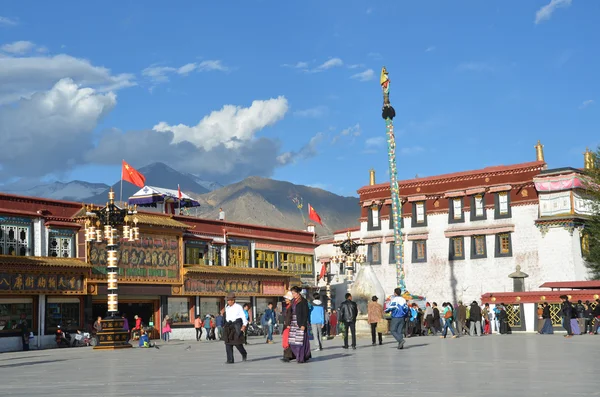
xmin=288 ymin=286 xmax=311 ymax=363
xmin=281 ymin=291 xmax=296 ymax=362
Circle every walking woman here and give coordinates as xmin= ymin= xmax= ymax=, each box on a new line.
xmin=539 ymin=302 xmax=554 ymax=334
xmin=288 ymin=286 xmax=311 ymax=363
xmin=368 ymin=296 xmax=384 ymax=345
xmin=440 ymin=302 xmax=458 ymax=339
xmin=281 ymin=291 xmax=296 ymax=362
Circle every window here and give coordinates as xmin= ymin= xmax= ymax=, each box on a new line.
xmin=48 ymin=236 xmax=73 ymax=257
xmin=211 ymin=246 xmax=221 ymax=266
xmin=412 ymin=202 xmax=427 ymax=227
xmin=0 ymin=298 xmax=33 ymax=334
xmin=471 ymin=235 xmax=487 ymax=259
xmin=389 ymin=203 xmax=403 ymax=230
xmin=449 ymin=237 xmax=465 ymax=260
xmin=470 ymin=195 xmax=486 ymax=221
xmin=185 ymin=244 xmax=207 ymax=265
xmin=412 ymin=240 xmax=427 ymax=263
xmin=367 ymin=244 xmax=381 ymax=264
xmin=280 ymin=253 xmax=313 ymax=275
xmin=495 ymin=192 xmax=512 ymax=219
xmin=228 ymin=245 xmax=250 ymax=267
xmin=389 ymin=242 xmax=396 ymax=264
xmin=256 ymin=250 xmax=276 ymax=269
xmin=167 ymin=297 xmax=190 ymax=324
xmin=449 ymin=198 xmax=464 ymax=223
xmin=46 ymin=298 xmax=80 ymax=332
xmin=199 ymin=297 xmax=220 ymax=318
xmin=495 ymin=233 xmax=513 ymax=257
xmin=0 ymin=225 xmax=30 ymax=256
xmin=367 ymin=205 xmax=381 ymax=231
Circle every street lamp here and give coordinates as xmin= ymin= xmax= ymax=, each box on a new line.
xmin=83 ymin=188 xmax=139 ymax=350
xmin=332 ymin=231 xmax=366 ymax=284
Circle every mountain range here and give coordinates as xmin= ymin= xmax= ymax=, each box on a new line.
xmin=0 ymin=162 xmax=359 ymax=234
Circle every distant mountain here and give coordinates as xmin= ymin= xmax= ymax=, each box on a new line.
xmin=84 ymin=162 xmax=211 ymax=204
xmin=190 ymin=176 xmax=359 ymax=234
xmin=186 ymin=173 xmax=224 ymax=192
xmin=2 ymin=180 xmax=109 ymax=202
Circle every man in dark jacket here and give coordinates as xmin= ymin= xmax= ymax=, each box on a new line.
xmin=456 ymin=301 xmax=468 ymax=335
xmin=339 ymin=293 xmax=358 ymax=350
xmin=222 ymin=292 xmax=248 ymax=363
xmin=469 ymin=301 xmax=483 ymax=336
xmin=560 ymin=295 xmax=573 ymax=338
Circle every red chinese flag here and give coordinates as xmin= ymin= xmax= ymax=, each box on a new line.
xmin=319 ymin=263 xmax=327 ymax=280
xmin=121 ymin=160 xmax=146 ymax=188
xmin=308 ymin=204 xmax=323 ymax=226
xmin=178 ymin=184 xmax=182 ymax=200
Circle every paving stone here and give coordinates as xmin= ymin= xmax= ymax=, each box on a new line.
xmin=0 ymin=334 xmax=597 ymax=396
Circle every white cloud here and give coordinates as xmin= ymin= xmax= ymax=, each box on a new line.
xmin=282 ymin=61 xmax=309 ymax=69
xmin=142 ymin=60 xmax=229 ymax=84
xmin=294 ymin=105 xmax=327 ymax=118
xmin=365 ymin=137 xmax=385 ymax=148
xmin=580 ymin=99 xmax=595 ymax=109
xmin=457 ymin=62 xmax=494 ymax=72
xmin=348 ymin=64 xmax=364 ymax=69
xmin=315 ymin=58 xmax=343 ymax=71
xmin=0 ymin=78 xmax=116 ymax=181
xmin=351 ymin=69 xmax=375 ymax=82
xmin=535 ymin=0 xmax=572 ymax=24
xmin=1 ymin=41 xmax=36 ymax=54
xmin=153 ymin=96 xmax=289 ymax=151
xmin=0 ymin=53 xmax=135 ymax=105
xmin=425 ymin=46 xmax=436 ymax=52
xmin=331 ymin=124 xmax=361 ymax=144
xmin=0 ymin=16 xmax=18 ymax=27
xmin=277 ymin=133 xmax=323 ymax=165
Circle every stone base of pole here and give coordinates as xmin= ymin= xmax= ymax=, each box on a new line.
xmin=93 ymin=316 xmax=132 ymax=350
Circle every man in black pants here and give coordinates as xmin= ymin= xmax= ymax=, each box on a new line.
xmin=560 ymin=295 xmax=574 ymax=338
xmin=222 ymin=292 xmax=248 ymax=364
xmin=339 ymin=293 xmax=358 ymax=350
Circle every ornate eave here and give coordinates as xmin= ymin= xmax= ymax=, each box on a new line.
xmin=184 ymin=264 xmax=293 ymax=279
xmin=0 ymin=255 xmax=91 ymax=269
xmin=534 ymin=215 xmax=589 ymax=237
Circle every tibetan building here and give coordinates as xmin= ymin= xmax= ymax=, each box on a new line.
xmin=316 ymin=143 xmax=596 ymax=311
xmin=0 ymin=192 xmax=317 ymax=352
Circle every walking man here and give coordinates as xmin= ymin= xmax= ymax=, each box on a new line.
xmin=339 ymin=293 xmax=358 ymax=350
xmin=222 ymin=292 xmax=248 ymax=364
xmin=469 ymin=301 xmax=483 ymax=336
xmin=456 ymin=301 xmax=468 ymax=336
xmin=385 ymin=288 xmax=409 ymax=349
xmin=560 ymin=295 xmax=574 ymax=338
xmin=310 ymin=293 xmax=325 ymax=351
xmin=264 ymin=302 xmax=276 ymax=344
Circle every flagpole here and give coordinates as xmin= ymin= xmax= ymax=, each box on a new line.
xmin=120 ymin=159 xmax=124 ymax=206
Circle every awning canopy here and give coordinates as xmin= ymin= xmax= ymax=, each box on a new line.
xmin=128 ymin=186 xmax=200 ymax=208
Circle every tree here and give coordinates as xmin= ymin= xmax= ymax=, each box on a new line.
xmin=584 ymin=146 xmax=600 ymax=279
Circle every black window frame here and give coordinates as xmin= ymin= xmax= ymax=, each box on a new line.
xmin=412 ymin=240 xmax=427 ymax=263
xmin=367 ymin=243 xmax=382 ymax=265
xmin=470 ymin=235 xmax=487 ymax=259
xmin=449 ymin=236 xmax=465 ymax=261
xmin=494 ymin=192 xmax=512 ymax=219
xmin=448 ymin=197 xmax=465 ymax=224
xmin=470 ymin=194 xmax=487 ymax=221
xmin=411 ymin=201 xmax=428 ymax=227
xmin=495 ymin=233 xmax=513 ymax=257
xmin=389 ymin=242 xmax=396 ymax=264
xmin=367 ymin=205 xmax=382 ymax=231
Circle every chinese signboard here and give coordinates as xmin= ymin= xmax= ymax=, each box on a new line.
xmin=183 ymin=278 xmax=260 ymax=296
xmin=89 ymin=234 xmax=180 ymax=283
xmin=0 ymin=273 xmax=84 ymax=294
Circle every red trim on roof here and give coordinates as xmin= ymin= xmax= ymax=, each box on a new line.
xmin=45 ymin=221 xmax=81 ymax=229
xmin=539 ymin=281 xmax=600 ymax=290
xmin=225 ymin=232 xmax=318 ymax=247
xmin=481 ymin=290 xmax=600 ymax=304
xmin=333 ymin=226 xmax=360 ymax=234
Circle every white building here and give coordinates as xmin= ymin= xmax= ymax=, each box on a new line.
xmin=316 ymin=145 xmax=595 ymax=308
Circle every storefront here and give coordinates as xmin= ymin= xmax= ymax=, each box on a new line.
xmin=0 ymin=256 xmax=91 ymax=351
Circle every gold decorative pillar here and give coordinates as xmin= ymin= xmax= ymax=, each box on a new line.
xmin=584 ymin=148 xmax=596 ymax=170
xmin=369 ymin=169 xmax=376 ymax=185
xmin=535 ymin=140 xmax=545 ymax=162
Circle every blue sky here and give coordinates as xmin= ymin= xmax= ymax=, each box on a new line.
xmin=0 ymin=0 xmax=598 ymax=197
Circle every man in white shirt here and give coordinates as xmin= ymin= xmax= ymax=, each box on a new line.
xmin=222 ymin=292 xmax=248 ymax=364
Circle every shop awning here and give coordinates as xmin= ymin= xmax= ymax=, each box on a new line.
xmin=128 ymin=186 xmax=200 ymax=208
xmin=184 ymin=264 xmax=291 ymax=278
xmin=0 ymin=255 xmax=91 ymax=269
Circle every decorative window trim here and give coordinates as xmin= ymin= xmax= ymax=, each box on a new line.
xmin=411 ymin=201 xmax=427 ymax=227
xmin=412 ymin=240 xmax=427 ymax=263
xmin=495 ymin=233 xmax=513 ymax=257
xmin=389 ymin=242 xmax=396 ymax=264
xmin=470 ymin=194 xmax=487 ymax=221
xmin=494 ymin=192 xmax=512 ymax=219
xmin=367 ymin=243 xmax=381 ymax=265
xmin=470 ymin=235 xmax=487 ymax=259
xmin=0 ymin=223 xmax=32 ymax=257
xmin=449 ymin=236 xmax=465 ymax=261
xmin=48 ymin=235 xmax=74 ymax=258
xmin=367 ymin=205 xmax=382 ymax=231
xmin=448 ymin=197 xmax=465 ymax=224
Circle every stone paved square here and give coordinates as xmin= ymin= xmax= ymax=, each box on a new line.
xmin=0 ymin=334 xmax=596 ymax=396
